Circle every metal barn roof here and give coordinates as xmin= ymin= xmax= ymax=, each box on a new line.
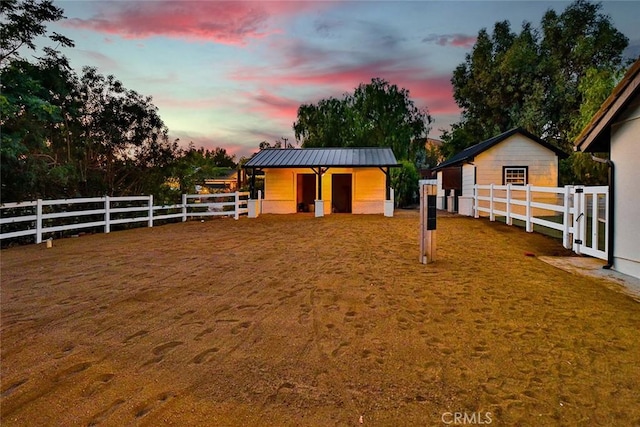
xmin=243 ymin=147 xmax=400 ymax=168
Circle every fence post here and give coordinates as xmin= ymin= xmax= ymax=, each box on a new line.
xmin=148 ymin=195 xmax=154 ymax=228
xmin=562 ymin=186 xmax=571 ymax=249
xmin=36 ymin=199 xmax=43 ymax=244
xmin=182 ymin=194 xmax=187 ymax=222
xmin=473 ymin=185 xmax=479 ymax=218
xmin=505 ymin=184 xmax=512 ymax=225
xmin=489 ymin=184 xmax=495 ymax=222
xmin=105 ymin=196 xmax=111 ymax=233
xmin=234 ymin=191 xmax=240 ymax=220
xmin=525 ymin=184 xmax=533 ymax=232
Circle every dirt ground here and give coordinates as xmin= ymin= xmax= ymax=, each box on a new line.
xmin=1 ymin=211 xmax=639 ymax=426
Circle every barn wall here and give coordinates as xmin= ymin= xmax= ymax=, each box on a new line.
xmin=462 ymin=164 xmax=476 ymax=196
xmin=262 ymin=167 xmax=387 ymax=214
xmin=611 ymin=94 xmax=640 ymax=278
xmin=353 ymin=168 xmax=385 ymax=214
xmin=474 ymin=134 xmax=558 ymax=187
xmin=262 ymin=168 xmax=298 ymax=214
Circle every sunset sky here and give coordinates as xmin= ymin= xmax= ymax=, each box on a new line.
xmin=49 ymin=0 xmax=640 ymax=159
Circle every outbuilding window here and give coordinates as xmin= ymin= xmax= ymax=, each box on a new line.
xmin=503 ymin=166 xmax=528 ymax=185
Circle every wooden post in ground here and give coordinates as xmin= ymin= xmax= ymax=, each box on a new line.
xmin=420 ymin=183 xmax=437 ymax=264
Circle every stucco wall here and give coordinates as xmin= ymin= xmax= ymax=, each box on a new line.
xmin=611 ymin=95 xmax=640 ymax=278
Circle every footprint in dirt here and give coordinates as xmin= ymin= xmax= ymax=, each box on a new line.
xmin=83 ymin=373 xmax=115 ymax=397
xmin=1 ymin=378 xmax=28 ymax=398
xmin=140 ymin=341 xmax=183 ymax=367
xmin=191 ymin=348 xmax=219 ymax=364
xmin=134 ymin=391 xmax=176 ymax=419
xmin=53 ymin=362 xmax=92 ymax=382
xmin=87 ymin=398 xmax=125 ymax=426
xmin=122 ymin=330 xmax=149 ymax=344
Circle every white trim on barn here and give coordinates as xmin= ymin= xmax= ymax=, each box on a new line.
xmin=575 ymin=59 xmax=640 ymax=279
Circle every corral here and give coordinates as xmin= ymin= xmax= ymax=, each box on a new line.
xmin=1 ymin=212 xmax=639 ymax=425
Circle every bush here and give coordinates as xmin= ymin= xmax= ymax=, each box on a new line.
xmin=391 ymin=160 xmax=419 ymax=208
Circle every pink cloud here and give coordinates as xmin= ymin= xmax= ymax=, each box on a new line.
xmin=423 ymin=33 xmax=477 ymax=48
xmin=249 ymin=90 xmax=301 ymax=121
xmin=232 ymin=60 xmax=460 ymax=117
xmin=64 ymin=1 xmax=325 ymax=45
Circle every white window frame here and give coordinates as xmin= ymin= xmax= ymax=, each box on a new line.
xmin=503 ymin=166 xmax=528 ymax=185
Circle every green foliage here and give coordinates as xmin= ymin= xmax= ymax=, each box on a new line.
xmin=445 ymin=0 xmax=629 ymax=184
xmin=166 ymin=145 xmax=237 ymax=195
xmin=391 ymin=160 xmax=419 ymax=208
xmin=293 ymin=78 xmax=432 ymax=166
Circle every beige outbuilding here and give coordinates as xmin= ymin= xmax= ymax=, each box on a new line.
xmin=243 ymin=147 xmax=400 ymax=216
xmin=433 ymin=128 xmax=567 ymax=215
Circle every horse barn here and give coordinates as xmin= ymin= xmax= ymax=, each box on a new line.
xmin=243 ymin=147 xmax=399 ymax=216
xmin=432 ymin=127 xmax=567 ymax=216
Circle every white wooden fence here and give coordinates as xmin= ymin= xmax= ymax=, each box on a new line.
xmin=0 ymin=192 xmax=251 ymax=244
xmin=473 ymin=184 xmax=608 ymax=260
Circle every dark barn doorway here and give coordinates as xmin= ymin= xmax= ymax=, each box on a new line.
xmin=297 ymin=173 xmax=316 ymax=212
xmin=331 ymin=174 xmax=352 ymax=213
xmin=441 ymin=166 xmax=462 ymax=211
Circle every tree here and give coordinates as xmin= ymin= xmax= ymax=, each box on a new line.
xmin=165 ymin=144 xmax=237 ymax=195
xmin=76 ymin=66 xmax=178 ymax=196
xmin=293 ymin=78 xmax=432 ymax=165
xmin=0 ymin=0 xmax=73 ymax=65
xmin=293 ymin=78 xmax=431 ymax=207
xmin=445 ymin=0 xmax=629 ymax=184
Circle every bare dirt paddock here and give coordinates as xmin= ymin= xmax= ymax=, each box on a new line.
xmin=1 ymin=212 xmax=639 ymax=426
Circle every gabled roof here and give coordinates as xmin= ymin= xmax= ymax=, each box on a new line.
xmin=575 ymin=59 xmax=640 ymax=153
xmin=433 ymin=127 xmax=567 ymax=171
xmin=243 ymin=147 xmax=399 ymax=168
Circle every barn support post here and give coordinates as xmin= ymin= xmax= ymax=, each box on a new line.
xmin=314 ymin=166 xmax=325 ymax=217
xmin=249 ymin=168 xmax=256 ymax=199
xmin=379 ymin=166 xmax=394 ymax=217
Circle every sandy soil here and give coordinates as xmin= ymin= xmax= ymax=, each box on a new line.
xmin=1 ymin=211 xmax=639 ymax=426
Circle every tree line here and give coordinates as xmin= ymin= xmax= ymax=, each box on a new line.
xmin=1 ymin=0 xmax=235 ymax=204
xmin=442 ymin=0 xmax=632 ymax=184
xmin=2 ymin=0 xmax=633 ymax=206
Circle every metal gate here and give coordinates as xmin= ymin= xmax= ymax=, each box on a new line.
xmin=572 ymin=186 xmax=609 ymax=260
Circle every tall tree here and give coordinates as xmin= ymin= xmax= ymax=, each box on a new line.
xmin=445 ymin=0 xmax=629 ymax=183
xmin=293 ymin=78 xmax=431 ymax=206
xmin=293 ymin=78 xmax=431 ymax=166
xmin=0 ymin=0 xmax=73 ymax=65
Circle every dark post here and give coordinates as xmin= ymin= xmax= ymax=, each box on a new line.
xmin=317 ymin=167 xmax=323 ymax=200
xmin=250 ymin=168 xmax=256 ymax=199
xmin=385 ymin=167 xmax=391 ymax=200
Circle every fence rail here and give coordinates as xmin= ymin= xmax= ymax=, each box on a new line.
xmin=1 ymin=192 xmax=252 ymax=245
xmin=473 ymin=184 xmax=608 ymax=260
